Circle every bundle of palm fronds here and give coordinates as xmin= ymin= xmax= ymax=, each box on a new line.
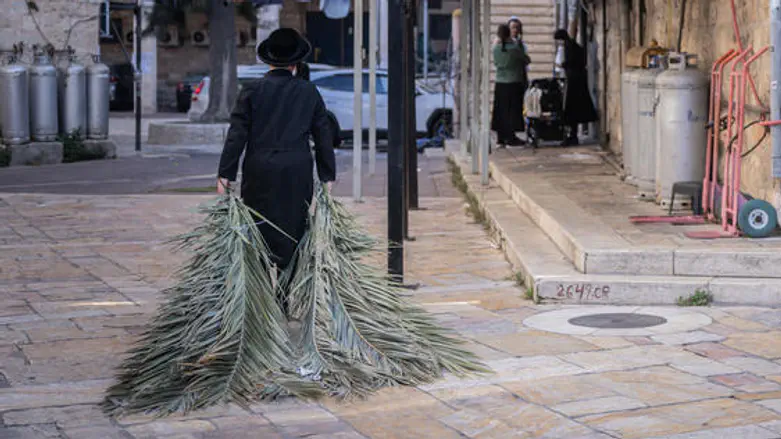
xmin=102 ymin=195 xmax=321 ymax=417
xmin=281 ymin=188 xmax=487 ymax=398
xmin=104 ymin=191 xmax=486 ymax=418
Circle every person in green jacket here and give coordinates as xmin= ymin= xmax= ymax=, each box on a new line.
xmin=491 ymin=24 xmax=531 ymax=147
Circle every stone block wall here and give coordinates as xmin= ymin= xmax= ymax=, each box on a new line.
xmin=0 ymin=0 xmax=102 ymax=65
xmin=596 ymin=0 xmax=777 ymax=207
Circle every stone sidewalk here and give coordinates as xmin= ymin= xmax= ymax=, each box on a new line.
xmin=2 ymin=192 xmax=781 ymax=438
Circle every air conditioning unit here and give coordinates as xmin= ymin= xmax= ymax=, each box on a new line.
xmin=192 ymin=29 xmax=210 ymax=47
xmin=158 ymin=27 xmax=181 ymax=47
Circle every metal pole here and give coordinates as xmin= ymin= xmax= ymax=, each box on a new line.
xmin=459 ymin=3 xmax=469 ymax=155
xmin=470 ymin=0 xmax=480 ymax=174
xmin=369 ymin=0 xmax=378 ymax=175
xmin=772 ymin=0 xmax=781 ymax=177
xmin=134 ymin=3 xmax=142 ymax=153
xmin=388 ymin=0 xmax=404 ymax=279
xmin=480 ymin=0 xmax=489 ymax=185
xmin=353 ymin=0 xmax=364 ymax=201
xmin=423 ymin=0 xmax=429 ymax=80
xmin=406 ymin=0 xmax=419 ymax=211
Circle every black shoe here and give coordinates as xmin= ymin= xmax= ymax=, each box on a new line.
xmin=507 ymin=137 xmax=526 ymax=147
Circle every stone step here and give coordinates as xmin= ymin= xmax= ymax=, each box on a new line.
xmin=450 ymin=152 xmax=781 ymax=306
xmin=482 ymin=150 xmax=781 ymax=279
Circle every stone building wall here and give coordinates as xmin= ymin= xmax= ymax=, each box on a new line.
xmin=0 ymin=0 xmax=102 ymax=65
xmin=596 ymin=0 xmax=777 ymax=207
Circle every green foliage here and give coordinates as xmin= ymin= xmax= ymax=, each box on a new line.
xmin=103 ymin=196 xmax=320 ymax=417
xmin=59 ymin=130 xmax=105 ymax=163
xmin=104 ymin=191 xmax=487 ymax=417
xmin=447 ymin=158 xmax=488 ymax=229
xmin=677 ymin=289 xmax=713 ymax=307
xmin=280 ymin=188 xmax=488 ymax=399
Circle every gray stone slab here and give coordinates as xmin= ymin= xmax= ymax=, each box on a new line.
xmin=9 ymin=142 xmax=63 ymax=166
xmin=709 ymin=278 xmax=781 ymax=306
xmin=147 ymin=121 xmax=229 ymax=145
xmin=83 ymin=139 xmax=118 ymax=160
xmin=535 ymin=275 xmax=709 ymax=306
xmin=675 ymin=249 xmax=781 ymax=279
xmin=586 ymin=249 xmax=674 ymax=275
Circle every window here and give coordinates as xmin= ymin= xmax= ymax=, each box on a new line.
xmin=314 ymin=73 xmax=388 ymax=94
xmin=313 ymin=74 xmax=354 ymax=92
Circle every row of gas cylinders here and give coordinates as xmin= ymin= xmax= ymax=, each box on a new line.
xmin=0 ymin=52 xmax=110 ymax=145
xmin=621 ymin=52 xmax=708 ymax=208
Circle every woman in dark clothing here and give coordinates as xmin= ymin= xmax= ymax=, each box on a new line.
xmin=507 ymin=17 xmax=531 ymax=134
xmin=554 ymin=29 xmax=597 ymax=146
xmin=491 ymin=24 xmax=529 ymax=147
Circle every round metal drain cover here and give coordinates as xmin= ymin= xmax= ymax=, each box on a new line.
xmin=568 ymin=313 xmax=667 ymax=329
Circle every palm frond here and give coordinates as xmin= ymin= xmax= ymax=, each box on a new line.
xmin=281 ymin=188 xmax=488 ymax=400
xmin=103 ymin=196 xmax=321 ymax=418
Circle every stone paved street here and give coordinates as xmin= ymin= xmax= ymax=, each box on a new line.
xmin=3 ymin=160 xmax=781 ymax=438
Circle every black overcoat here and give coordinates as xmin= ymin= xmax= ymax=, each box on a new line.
xmin=218 ymin=69 xmax=336 ymax=269
xmin=561 ymin=39 xmax=598 ymax=125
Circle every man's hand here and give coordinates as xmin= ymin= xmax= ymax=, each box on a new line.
xmin=217 ymin=178 xmax=230 ymax=195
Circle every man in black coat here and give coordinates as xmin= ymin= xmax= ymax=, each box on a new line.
xmin=554 ymin=29 xmax=598 ymax=146
xmin=217 ymin=28 xmax=336 ymax=270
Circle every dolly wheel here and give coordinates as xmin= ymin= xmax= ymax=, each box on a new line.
xmin=738 ymin=199 xmax=778 ymax=238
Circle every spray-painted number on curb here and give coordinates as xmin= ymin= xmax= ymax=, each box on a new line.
xmin=556 ymin=284 xmax=610 ymax=300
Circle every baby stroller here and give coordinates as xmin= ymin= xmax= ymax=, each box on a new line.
xmin=524 ymin=78 xmax=566 ymax=147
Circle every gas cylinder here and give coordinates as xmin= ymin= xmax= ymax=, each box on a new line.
xmin=654 ymin=53 xmax=709 ymax=209
xmin=86 ymin=55 xmax=110 ymax=140
xmin=634 ymin=56 xmax=665 ymax=200
xmin=620 ymin=67 xmax=642 ymax=185
xmin=29 ymin=50 xmax=58 ymax=141
xmin=58 ymin=55 xmax=87 ymax=138
xmin=0 ymin=56 xmax=30 ymax=145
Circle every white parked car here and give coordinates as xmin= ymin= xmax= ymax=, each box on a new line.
xmin=188 ymin=63 xmax=336 ymax=121
xmin=310 ymin=69 xmax=454 ymax=140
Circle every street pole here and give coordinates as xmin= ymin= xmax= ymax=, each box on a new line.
xmin=353 ymin=0 xmax=364 ymax=202
xmin=388 ymin=0 xmax=404 ymax=280
xmin=369 ymin=0 xmax=378 ymax=175
xmin=480 ymin=0 xmax=489 ymax=185
xmin=470 ymin=0 xmax=479 ymax=174
xmin=423 ymin=0 xmax=429 ymax=80
xmin=134 ymin=2 xmax=142 ymax=153
xmin=405 ymin=0 xmax=418 ymax=211
xmin=459 ymin=2 xmax=469 ymax=156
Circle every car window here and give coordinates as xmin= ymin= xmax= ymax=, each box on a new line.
xmin=376 ymin=74 xmax=388 ymax=95
xmin=313 ymin=74 xmax=354 ymax=92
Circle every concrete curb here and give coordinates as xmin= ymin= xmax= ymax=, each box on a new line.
xmin=449 ymin=152 xmax=781 ymax=306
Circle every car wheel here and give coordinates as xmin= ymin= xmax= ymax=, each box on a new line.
xmin=427 ymin=110 xmax=453 ymax=139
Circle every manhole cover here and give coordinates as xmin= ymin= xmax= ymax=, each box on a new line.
xmin=568 ymin=313 xmax=667 ymax=329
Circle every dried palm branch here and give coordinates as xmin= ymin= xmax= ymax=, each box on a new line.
xmin=282 ymin=188 xmax=487 ymax=399
xmin=103 ymin=195 xmax=322 ymax=418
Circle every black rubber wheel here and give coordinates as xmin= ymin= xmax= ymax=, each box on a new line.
xmin=738 ymin=199 xmax=777 ymax=238
xmin=427 ymin=110 xmax=453 ymax=139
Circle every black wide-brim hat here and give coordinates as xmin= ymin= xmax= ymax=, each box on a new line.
xmin=257 ymin=28 xmax=311 ymax=66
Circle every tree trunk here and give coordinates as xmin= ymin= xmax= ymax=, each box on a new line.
xmin=199 ymin=0 xmax=238 ymax=123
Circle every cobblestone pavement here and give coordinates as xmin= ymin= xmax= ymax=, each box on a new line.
xmin=3 ymin=191 xmax=781 ymax=437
